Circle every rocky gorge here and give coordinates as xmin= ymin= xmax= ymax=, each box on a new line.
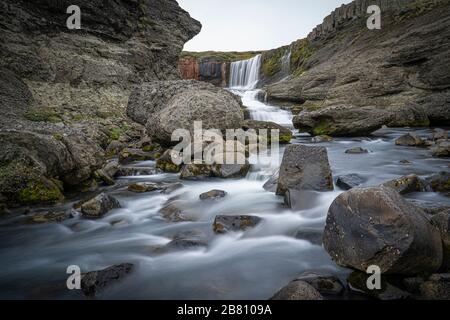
xmin=0 ymin=0 xmax=449 ymax=301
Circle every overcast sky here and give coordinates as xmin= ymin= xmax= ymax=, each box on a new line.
xmin=178 ymin=0 xmax=352 ymax=52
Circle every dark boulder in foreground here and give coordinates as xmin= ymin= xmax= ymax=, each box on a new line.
xmin=81 ymin=193 xmax=121 ymax=219
xmin=213 ymin=215 xmax=262 ymax=234
xmin=81 ymin=263 xmax=134 ymax=298
xmin=276 ymin=145 xmax=333 ymax=196
xmin=323 ymin=186 xmax=442 ymax=275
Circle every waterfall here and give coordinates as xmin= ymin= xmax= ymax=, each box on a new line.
xmin=280 ymin=47 xmax=291 ymax=76
xmin=229 ymin=54 xmax=262 ymax=90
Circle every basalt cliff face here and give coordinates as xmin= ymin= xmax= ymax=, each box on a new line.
xmin=0 ymin=0 xmax=201 ymax=206
xmin=179 ymin=57 xmax=227 ymax=87
xmin=264 ymin=0 xmax=450 ymax=135
xmin=179 ymin=52 xmax=260 ymax=87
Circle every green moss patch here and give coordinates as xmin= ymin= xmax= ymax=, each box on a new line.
xmin=290 ymin=39 xmax=315 ymax=77
xmin=0 ymin=162 xmax=64 ymax=205
xmin=24 ymin=108 xmax=63 ymax=123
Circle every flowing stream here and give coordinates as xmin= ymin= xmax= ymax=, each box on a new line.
xmin=0 ymin=59 xmax=449 ymax=299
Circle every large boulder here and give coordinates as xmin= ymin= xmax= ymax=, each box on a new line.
xmin=293 ymin=105 xmax=391 ymax=136
xmin=276 ymin=145 xmax=333 ymax=196
xmin=127 ymin=80 xmax=244 ymax=146
xmin=323 ymin=186 xmax=443 ymax=275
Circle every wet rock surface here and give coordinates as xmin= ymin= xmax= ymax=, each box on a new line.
xmin=276 ymin=145 xmax=333 ymax=196
xmin=395 ymin=133 xmax=425 ymax=147
xmin=345 ymin=147 xmax=369 ymax=154
xmin=323 ymin=186 xmax=443 ymax=275
xmin=127 ymin=80 xmax=244 ymax=146
xmin=336 ymin=174 xmax=365 ymax=190
xmin=80 ymin=193 xmax=121 ymax=219
xmin=381 ymin=174 xmax=426 ymax=194
xmin=81 ymin=263 xmax=134 ymax=298
xmin=269 ymin=1 xmax=450 ymax=135
xmin=213 ymin=215 xmax=262 ymax=234
xmin=271 ymin=280 xmax=324 ymax=300
xmin=199 ymin=190 xmax=227 ymax=200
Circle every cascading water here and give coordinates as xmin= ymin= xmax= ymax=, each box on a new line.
xmin=280 ymin=46 xmax=292 ymax=76
xmin=229 ymin=54 xmax=262 ymax=90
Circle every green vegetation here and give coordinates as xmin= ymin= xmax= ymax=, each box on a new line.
xmin=0 ymin=162 xmax=64 ymax=204
xmin=312 ymin=119 xmax=335 ymax=136
xmin=290 ymin=39 xmax=315 ymax=77
xmin=18 ymin=179 xmax=64 ymax=204
xmin=181 ymin=51 xmax=261 ymax=63
xmin=24 ymin=108 xmax=63 ymax=123
xmin=53 ymin=133 xmax=63 ymax=141
xmin=109 ymin=122 xmax=131 ymax=141
xmin=261 ymin=47 xmax=288 ymax=77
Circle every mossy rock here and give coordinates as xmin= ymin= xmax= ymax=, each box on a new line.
xmin=156 ymin=150 xmax=181 ymax=173
xmin=290 ymin=39 xmax=315 ymax=77
xmin=18 ymin=177 xmax=64 ymax=204
xmin=262 ymin=51 xmax=283 ymax=77
xmin=0 ymin=162 xmax=64 ymax=205
xmin=312 ymin=119 xmax=336 ymax=136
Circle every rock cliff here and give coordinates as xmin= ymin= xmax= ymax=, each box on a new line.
xmin=0 ymin=0 xmax=201 ymax=205
xmin=179 ymin=51 xmax=260 ymax=87
xmin=264 ymin=0 xmax=450 ymax=135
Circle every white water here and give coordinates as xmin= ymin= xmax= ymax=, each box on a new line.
xmin=1 ymin=75 xmax=449 ymax=299
xmin=280 ymin=47 xmax=292 ymax=76
xmin=229 ymin=54 xmax=262 ymax=90
xmin=233 ymin=90 xmax=294 ymax=128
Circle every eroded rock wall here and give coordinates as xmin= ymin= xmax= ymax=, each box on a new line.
xmin=0 ymin=0 xmax=201 ymax=205
xmin=265 ymin=0 xmax=450 ymax=135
